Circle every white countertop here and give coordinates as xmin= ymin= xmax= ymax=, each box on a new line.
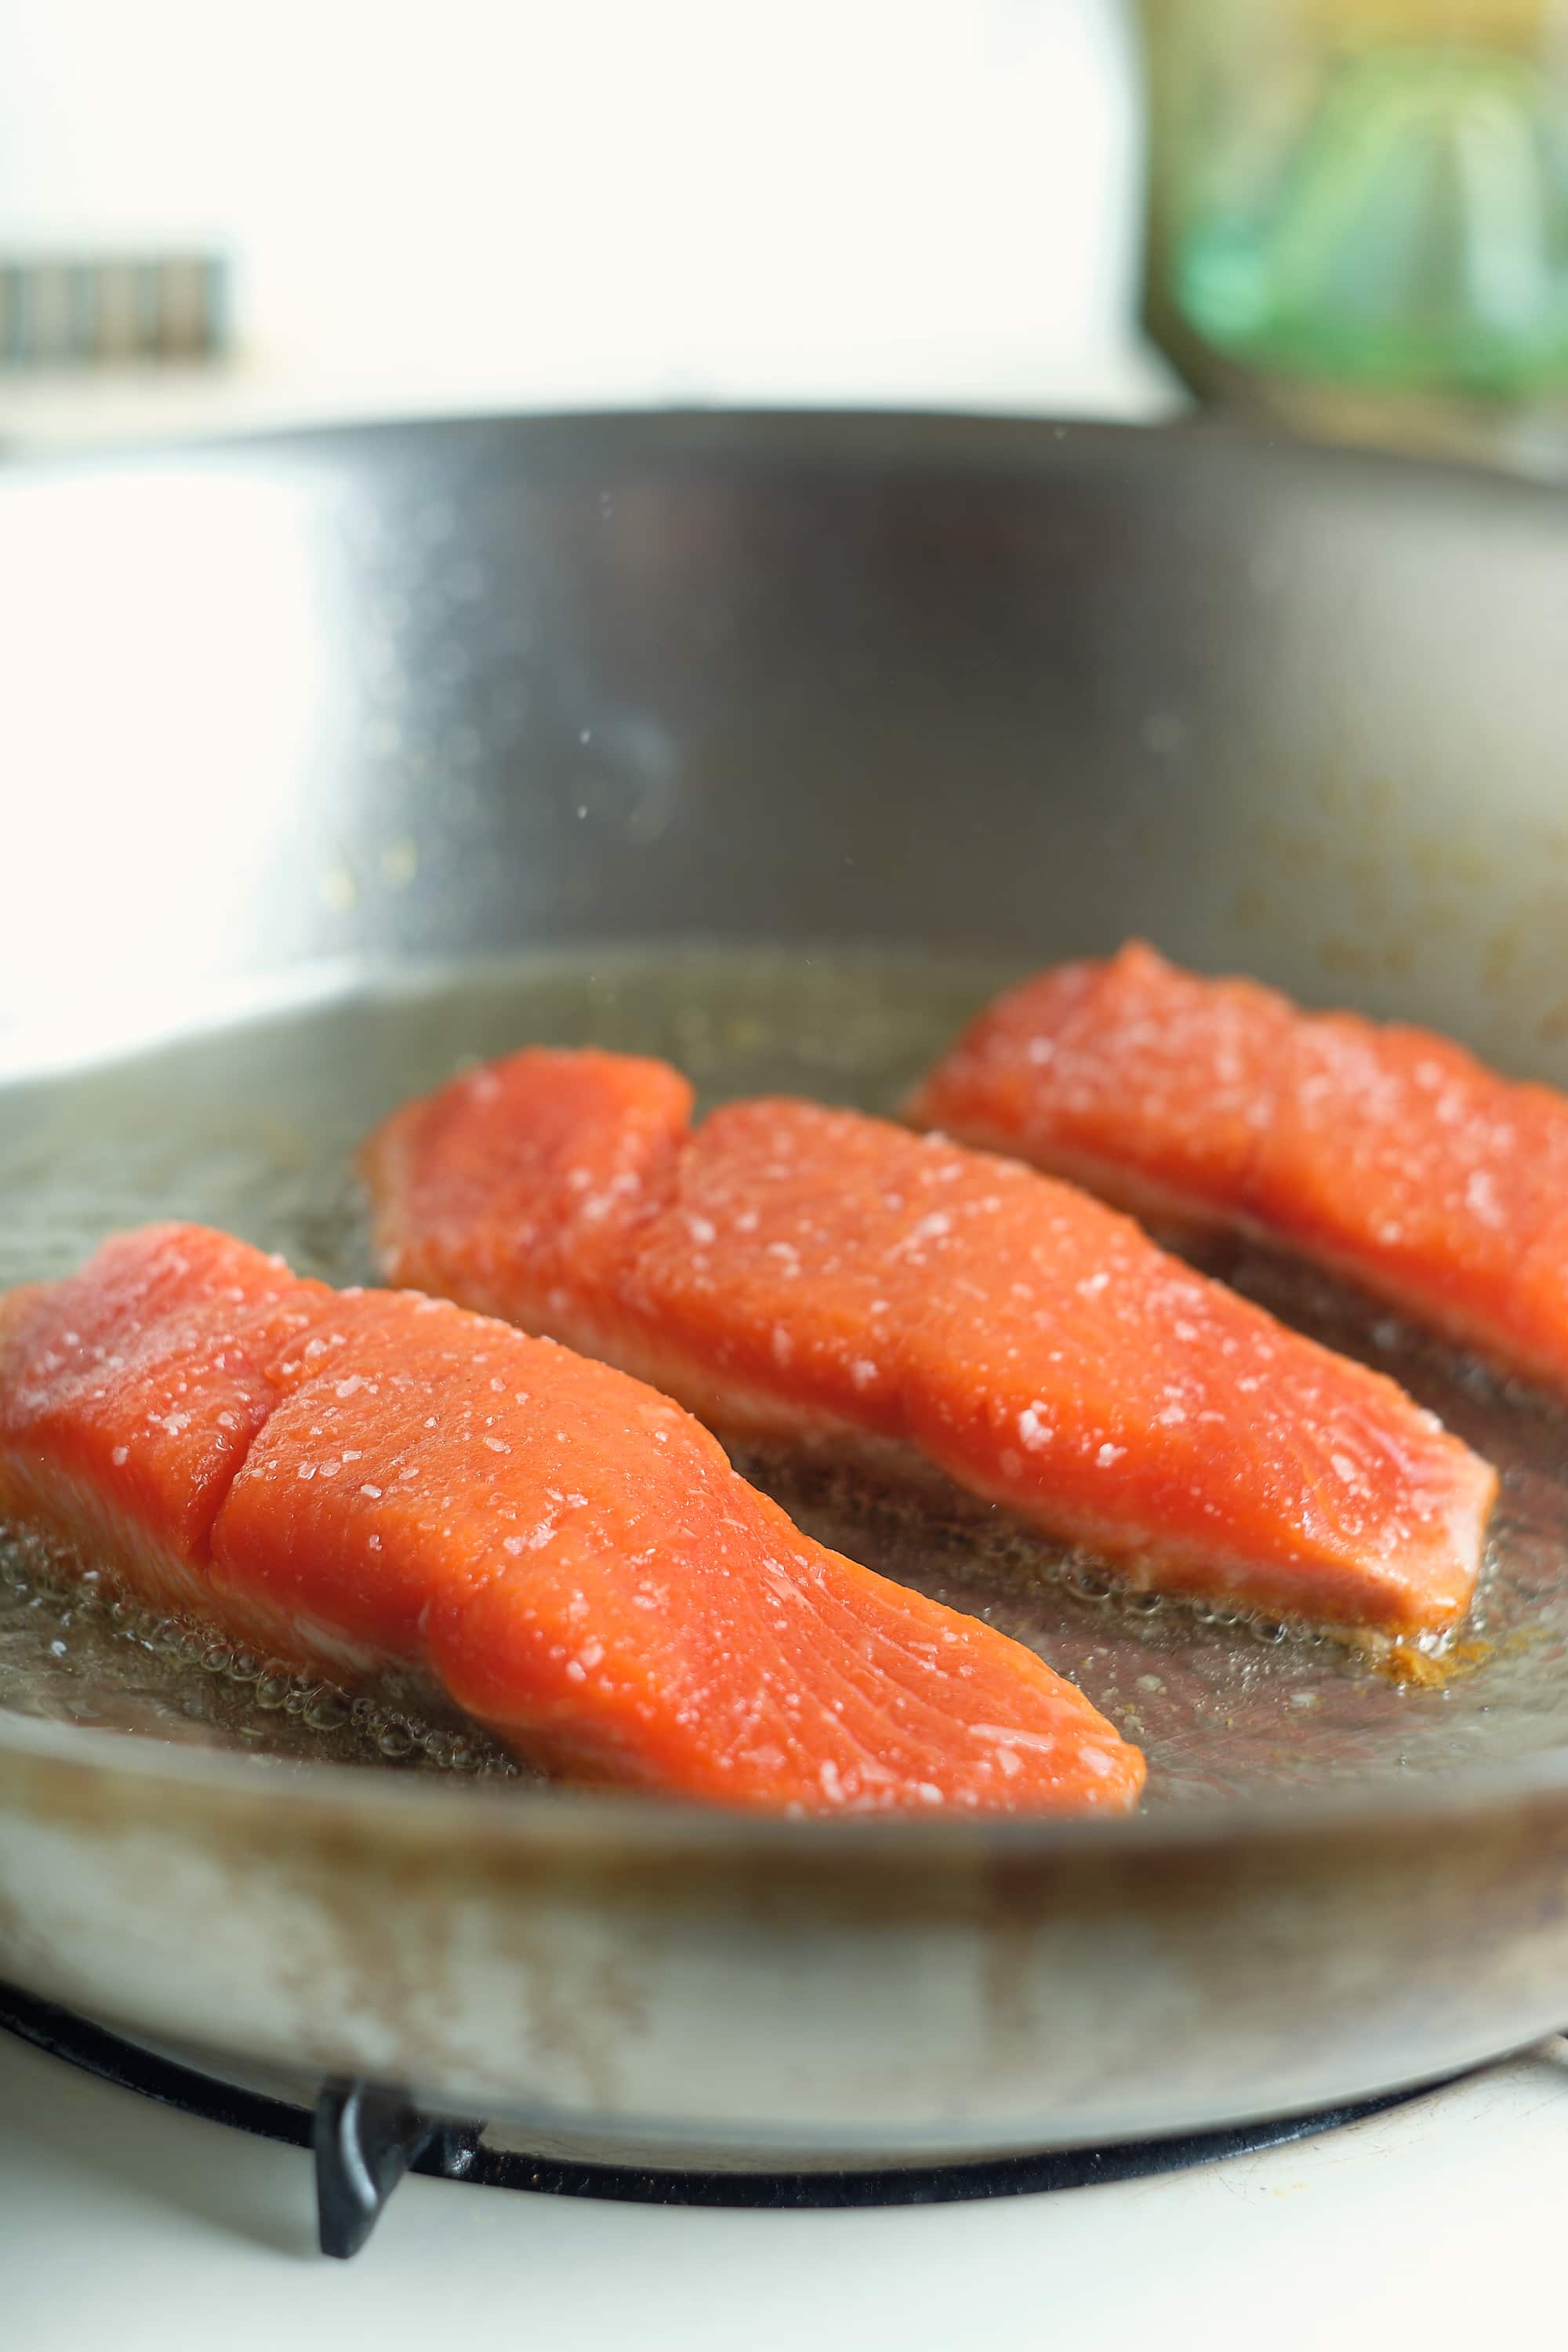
xmin=3 ymin=2024 xmax=1562 ymax=2351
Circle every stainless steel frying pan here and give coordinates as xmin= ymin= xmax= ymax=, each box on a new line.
xmin=4 ymin=411 xmax=1568 ymax=2165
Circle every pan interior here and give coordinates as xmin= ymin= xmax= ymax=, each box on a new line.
xmin=3 ymin=942 xmax=1567 ymax=1808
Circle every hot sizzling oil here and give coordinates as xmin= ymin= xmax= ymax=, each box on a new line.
xmin=2 ymin=945 xmax=1567 ymax=1806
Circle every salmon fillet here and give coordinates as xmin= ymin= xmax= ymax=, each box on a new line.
xmin=361 ymin=1051 xmax=1496 ymax=1639
xmin=0 ymin=1223 xmax=1141 ymax=1813
xmin=910 ymin=941 xmax=1568 ymax=1402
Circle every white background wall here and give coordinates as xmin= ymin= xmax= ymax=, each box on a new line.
xmin=0 ymin=0 xmax=1172 ymax=430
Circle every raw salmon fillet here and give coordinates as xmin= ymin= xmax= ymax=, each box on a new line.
xmin=910 ymin=940 xmax=1568 ymax=1401
xmin=0 ymin=1223 xmax=1142 ymax=1813
xmin=361 ymin=1051 xmax=1495 ymax=1639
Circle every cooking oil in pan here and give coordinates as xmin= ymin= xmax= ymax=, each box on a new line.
xmin=3 ymin=944 xmax=1568 ymax=1805
xmin=0 ymin=1529 xmax=523 ymax=1780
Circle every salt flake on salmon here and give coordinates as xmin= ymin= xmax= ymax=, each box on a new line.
xmin=0 ymin=1223 xmax=1140 ymax=1813
xmin=361 ymin=1050 xmax=1495 ymax=1639
xmin=910 ymin=941 xmax=1568 ymax=1403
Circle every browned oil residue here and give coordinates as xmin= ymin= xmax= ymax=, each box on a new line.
xmin=1374 ymin=1638 xmax=1493 ymax=1690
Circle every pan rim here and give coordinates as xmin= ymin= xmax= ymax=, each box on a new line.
xmin=5 ymin=1697 xmax=1568 ymax=1867
xmin=4 ymin=398 xmax=1568 ymax=502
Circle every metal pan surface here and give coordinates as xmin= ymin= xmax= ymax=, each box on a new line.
xmin=3 ymin=412 xmax=1568 ymax=2160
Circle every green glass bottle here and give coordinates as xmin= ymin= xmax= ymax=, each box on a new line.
xmin=1140 ymin=0 xmax=1568 ymax=463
